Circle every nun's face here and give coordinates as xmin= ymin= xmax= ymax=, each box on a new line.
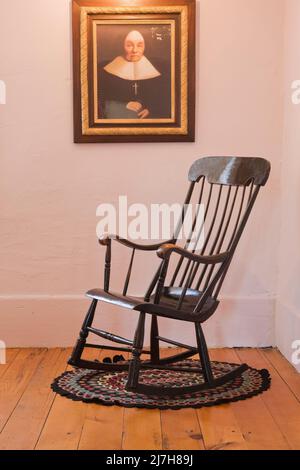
xmin=124 ymin=31 xmax=145 ymax=62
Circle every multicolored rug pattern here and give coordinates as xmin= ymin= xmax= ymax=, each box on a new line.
xmin=52 ymin=360 xmax=271 ymax=410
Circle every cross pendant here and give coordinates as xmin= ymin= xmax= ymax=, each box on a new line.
xmin=132 ymin=82 xmax=139 ymax=97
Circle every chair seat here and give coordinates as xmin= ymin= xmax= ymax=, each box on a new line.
xmin=86 ymin=287 xmax=219 ymax=323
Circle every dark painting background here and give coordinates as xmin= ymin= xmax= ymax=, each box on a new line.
xmin=96 ymin=23 xmax=172 ymax=120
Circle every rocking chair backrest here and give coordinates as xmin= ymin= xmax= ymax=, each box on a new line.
xmin=164 ymin=157 xmax=271 ymax=314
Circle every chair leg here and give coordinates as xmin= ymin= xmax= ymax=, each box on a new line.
xmin=126 ymin=312 xmax=146 ymax=391
xmin=150 ymin=315 xmax=160 ymax=364
xmin=195 ymin=322 xmax=214 ymax=386
xmin=69 ymin=299 xmax=98 ymax=366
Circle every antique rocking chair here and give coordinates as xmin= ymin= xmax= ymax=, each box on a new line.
xmin=69 ymin=157 xmax=270 ymax=397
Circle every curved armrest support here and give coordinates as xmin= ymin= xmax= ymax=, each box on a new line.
xmin=99 ymin=233 xmax=175 ymax=252
xmin=157 ymin=244 xmax=229 ymax=265
xmin=99 ymin=234 xmax=175 ymax=294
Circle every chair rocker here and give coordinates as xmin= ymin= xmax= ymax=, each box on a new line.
xmin=69 ymin=157 xmax=270 ymax=397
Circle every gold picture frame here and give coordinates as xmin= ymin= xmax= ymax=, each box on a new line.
xmin=73 ymin=0 xmax=196 ymax=143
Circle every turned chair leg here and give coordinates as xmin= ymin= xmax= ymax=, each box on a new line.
xmin=195 ymin=322 xmax=214 ymax=386
xmin=150 ymin=315 xmax=160 ymax=364
xmin=126 ymin=312 xmax=146 ymax=391
xmin=69 ymin=299 xmax=98 ymax=366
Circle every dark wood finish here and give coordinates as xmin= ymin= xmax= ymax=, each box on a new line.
xmin=104 ymin=238 xmax=111 ymax=292
xmin=150 ymin=315 xmax=160 ymax=363
xmin=157 ymin=244 xmax=229 ymax=263
xmin=189 ymin=157 xmax=271 ymax=186
xmin=87 ymin=327 xmax=134 ymax=346
xmin=84 ymin=287 xmax=219 ymax=322
xmin=157 ymin=336 xmax=197 ymax=351
xmin=69 ymin=299 xmax=98 ymax=365
xmin=123 ymin=249 xmax=136 ymax=296
xmin=72 ymin=0 xmax=196 ymax=143
xmin=72 ymin=0 xmax=82 ymax=145
xmin=99 ymin=233 xmax=175 ymax=251
xmin=195 ymin=322 xmax=214 ymax=385
xmin=126 ymin=313 xmax=146 ymax=390
xmin=69 ymin=156 xmax=271 ymax=397
xmin=85 ymin=343 xmax=150 ymax=354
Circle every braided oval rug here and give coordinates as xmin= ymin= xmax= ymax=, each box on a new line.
xmin=52 ymin=360 xmax=271 ymax=410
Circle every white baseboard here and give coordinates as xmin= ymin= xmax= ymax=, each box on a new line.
xmin=0 ymin=294 xmax=275 ymax=348
xmin=276 ymin=300 xmax=300 ymax=372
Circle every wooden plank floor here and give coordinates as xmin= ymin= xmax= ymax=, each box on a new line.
xmin=0 ymin=348 xmax=299 ymax=450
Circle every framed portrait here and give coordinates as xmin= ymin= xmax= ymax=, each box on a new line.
xmin=72 ymin=0 xmax=196 ymax=143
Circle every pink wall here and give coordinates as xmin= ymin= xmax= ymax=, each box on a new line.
xmin=276 ymin=0 xmax=300 ymax=371
xmin=0 ymin=0 xmax=284 ymax=346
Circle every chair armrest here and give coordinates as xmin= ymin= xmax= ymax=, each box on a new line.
xmin=157 ymin=244 xmax=229 ymax=265
xmin=99 ymin=234 xmax=175 ymax=252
